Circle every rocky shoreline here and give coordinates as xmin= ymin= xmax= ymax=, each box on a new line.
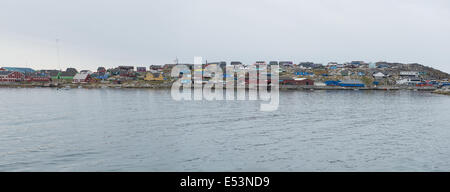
xmin=433 ymin=87 xmax=450 ymax=95
xmin=0 ymin=82 xmax=441 ymax=91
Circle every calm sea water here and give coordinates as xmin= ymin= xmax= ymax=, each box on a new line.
xmin=0 ymin=88 xmax=449 ymax=171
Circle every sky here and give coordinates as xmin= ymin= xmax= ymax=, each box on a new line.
xmin=0 ymin=0 xmax=449 ymax=73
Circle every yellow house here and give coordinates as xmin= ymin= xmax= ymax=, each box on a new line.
xmin=145 ymin=72 xmax=165 ymax=81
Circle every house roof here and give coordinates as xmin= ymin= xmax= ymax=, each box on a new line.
xmin=48 ymin=70 xmax=60 ymax=76
xmin=60 ymin=71 xmax=76 ymax=77
xmin=0 ymin=71 xmax=12 ymax=75
xmin=150 ymin=65 xmax=163 ymax=69
xmin=80 ymin=70 xmax=92 ymax=74
xmin=151 ymin=73 xmax=162 ymax=78
xmin=27 ymin=73 xmax=49 ymax=77
xmin=1 ymin=67 xmax=35 ymax=73
xmin=373 ymin=72 xmax=386 ymax=77
xmin=73 ymin=73 xmax=89 ymax=80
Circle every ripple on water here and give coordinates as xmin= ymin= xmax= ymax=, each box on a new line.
xmin=0 ymin=89 xmax=449 ymax=171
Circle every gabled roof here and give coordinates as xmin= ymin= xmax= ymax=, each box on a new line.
xmin=73 ymin=73 xmax=90 ymax=80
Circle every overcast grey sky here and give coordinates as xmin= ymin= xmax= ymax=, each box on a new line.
xmin=1 ymin=0 xmax=449 ymax=73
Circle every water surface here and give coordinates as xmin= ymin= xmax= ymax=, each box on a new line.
xmin=0 ymin=88 xmax=449 ymax=171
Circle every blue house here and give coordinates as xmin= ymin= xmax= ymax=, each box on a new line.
xmin=294 ymin=72 xmax=314 ymax=76
xmin=325 ymin=80 xmax=340 ymax=86
xmin=339 ymin=80 xmax=365 ymax=87
xmin=97 ymin=74 xmax=109 ymax=80
xmin=223 ymin=74 xmax=233 ymax=78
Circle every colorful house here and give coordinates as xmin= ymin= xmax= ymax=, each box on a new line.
xmin=97 ymin=67 xmax=107 ymax=73
xmin=51 ymin=71 xmax=76 ymax=80
xmin=279 ymin=77 xmax=314 ymax=85
xmin=294 ymin=71 xmax=314 ymax=76
xmin=145 ymin=73 xmax=164 ymax=81
xmin=25 ymin=73 xmax=51 ymax=82
xmin=293 ymin=78 xmax=314 ymax=85
xmin=0 ymin=71 xmax=25 ymax=82
xmin=137 ymin=67 xmax=147 ymax=72
xmin=150 ymin=65 xmax=164 ymax=71
xmin=339 ymin=80 xmax=365 ymax=87
xmin=73 ymin=73 xmax=91 ymax=83
xmin=91 ymin=73 xmax=109 ymax=80
xmin=373 ymin=72 xmax=386 ymax=79
xmin=328 ymin=65 xmax=338 ymax=70
xmin=325 ymin=80 xmax=341 ymax=86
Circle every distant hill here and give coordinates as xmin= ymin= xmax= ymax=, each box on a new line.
xmin=376 ymin=62 xmax=450 ymax=80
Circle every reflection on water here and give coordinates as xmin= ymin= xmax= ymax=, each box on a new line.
xmin=0 ymin=88 xmax=449 ymax=171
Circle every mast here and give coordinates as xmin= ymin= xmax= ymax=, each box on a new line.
xmin=56 ymin=38 xmax=61 ymax=71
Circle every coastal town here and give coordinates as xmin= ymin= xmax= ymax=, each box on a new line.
xmin=1 ymin=61 xmax=450 ymax=94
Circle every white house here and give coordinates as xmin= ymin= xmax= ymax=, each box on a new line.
xmin=72 ymin=73 xmax=91 ymax=83
xmin=373 ymin=72 xmax=386 ymax=79
xmin=400 ymin=71 xmax=419 ymax=77
xmin=396 ymin=78 xmax=421 ymax=85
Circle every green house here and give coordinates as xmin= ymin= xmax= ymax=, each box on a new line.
xmin=51 ymin=71 xmax=76 ymax=80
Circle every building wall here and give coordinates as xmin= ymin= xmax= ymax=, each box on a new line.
xmin=0 ymin=72 xmax=25 ymax=82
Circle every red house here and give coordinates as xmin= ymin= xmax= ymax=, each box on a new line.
xmin=97 ymin=67 xmax=107 ymax=73
xmin=280 ymin=77 xmax=314 ymax=85
xmin=73 ymin=73 xmax=92 ymax=83
xmin=293 ymin=78 xmax=314 ymax=85
xmin=26 ymin=75 xmax=51 ymax=82
xmin=137 ymin=67 xmax=147 ymax=72
xmin=26 ymin=76 xmax=50 ymax=82
xmin=0 ymin=71 xmax=25 ymax=82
